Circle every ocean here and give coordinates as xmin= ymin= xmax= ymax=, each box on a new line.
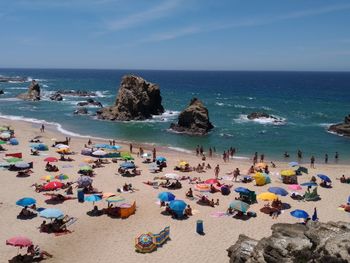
xmin=0 ymin=68 xmax=349 ymax=161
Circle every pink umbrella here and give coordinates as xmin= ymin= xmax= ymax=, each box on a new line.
xmin=204 ymin=178 xmax=218 ymax=185
xmin=6 ymin=236 xmax=33 ymax=248
xmin=288 ymin=184 xmax=302 ymax=191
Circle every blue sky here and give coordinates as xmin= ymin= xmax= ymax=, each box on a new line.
xmin=1 ymin=0 xmax=350 ymax=70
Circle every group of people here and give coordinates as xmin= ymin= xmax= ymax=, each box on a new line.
xmin=45 ymin=162 xmax=59 ymax=172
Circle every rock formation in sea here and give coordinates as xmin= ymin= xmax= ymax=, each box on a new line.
xmin=247 ymin=112 xmax=285 ymax=124
xmin=227 ymin=221 xmax=350 ymax=263
xmin=17 ymin=80 xmax=41 ymax=101
xmin=96 ymin=75 xmax=164 ymax=121
xmin=77 ymin=98 xmax=103 ymax=107
xmin=328 ymin=114 xmax=350 ymax=137
xmin=0 ymin=90 xmax=4 ymax=95
xmin=169 ymin=98 xmax=213 ymax=135
xmin=74 ymin=108 xmax=88 ymax=115
xmin=50 ymin=93 xmax=63 ymax=101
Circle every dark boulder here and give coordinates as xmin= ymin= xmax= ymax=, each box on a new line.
xmin=77 ymin=98 xmax=103 ymax=107
xmin=17 ymin=80 xmax=41 ymax=101
xmin=328 ymin=114 xmax=350 ymax=137
xmin=0 ymin=90 xmax=4 ymax=95
xmin=56 ymin=90 xmax=97 ymax=97
xmin=169 ymin=98 xmax=213 ymax=135
xmin=74 ymin=108 xmax=88 ymax=115
xmin=96 ymin=75 xmax=164 ymax=121
xmin=247 ymin=112 xmax=272 ymax=120
xmin=50 ymin=93 xmax=63 ymax=101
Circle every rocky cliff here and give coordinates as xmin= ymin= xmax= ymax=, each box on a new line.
xmin=17 ymin=80 xmax=41 ymax=101
xmin=227 ymin=221 xmax=350 ymax=263
xmin=96 ymin=75 xmax=164 ymax=121
xmin=169 ymin=98 xmax=213 ymax=135
xmin=329 ymin=114 xmax=350 ymax=137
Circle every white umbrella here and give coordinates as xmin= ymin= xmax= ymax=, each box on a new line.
xmin=0 ymin=133 xmax=10 ymax=139
xmin=14 ymin=162 xmax=30 ymax=169
xmin=164 ymin=173 xmax=180 ymax=180
xmin=92 ymin=150 xmax=107 ymax=156
xmin=141 ymin=153 xmax=151 ymax=158
xmin=55 ymin=144 xmax=69 ymax=149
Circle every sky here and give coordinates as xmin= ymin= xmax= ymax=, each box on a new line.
xmin=1 ymin=0 xmax=350 ymax=71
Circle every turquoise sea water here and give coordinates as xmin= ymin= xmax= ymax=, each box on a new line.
xmin=0 ymin=68 xmax=349 ymax=161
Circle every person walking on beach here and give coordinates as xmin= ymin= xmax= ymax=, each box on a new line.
xmin=200 ymin=145 xmax=204 ymax=156
xmin=209 ymin=147 xmax=212 ymax=158
xmin=153 ymin=148 xmax=156 ymax=160
xmin=214 ymin=165 xmax=220 ymax=179
xmin=335 ymin=152 xmax=339 ymax=162
xmin=297 ymin=149 xmax=302 ymax=159
xmin=196 ymin=145 xmax=199 ymax=156
xmin=325 ymin=154 xmax=328 ymax=164
xmin=310 ymin=156 xmax=315 ymax=168
xmin=129 ymin=143 xmax=133 ymax=153
xmin=40 ymin=124 xmax=45 ymax=133
xmin=253 ymin=152 xmax=258 ymax=165
xmin=260 ymin=154 xmax=264 ymax=162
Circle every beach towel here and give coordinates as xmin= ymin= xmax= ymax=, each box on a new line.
xmin=210 ymin=211 xmax=228 ymax=218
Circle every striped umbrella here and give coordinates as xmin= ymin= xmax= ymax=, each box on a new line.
xmin=135 ymin=233 xmax=157 ymax=253
xmin=194 ymin=184 xmax=210 ymax=192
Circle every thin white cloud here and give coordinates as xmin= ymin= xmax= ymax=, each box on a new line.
xmin=143 ymin=26 xmax=199 ymax=42
xmin=106 ymin=0 xmax=182 ymax=31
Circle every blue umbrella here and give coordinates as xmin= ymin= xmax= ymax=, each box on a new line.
xmin=9 ymin=138 xmax=19 ymax=145
xmin=16 ymin=197 xmax=36 ymax=207
xmin=289 ymin=162 xmax=299 ymax=167
xmin=156 ymin=156 xmax=167 ymax=162
xmin=290 ymin=209 xmax=309 ymax=219
xmin=84 ymin=195 xmax=102 ymax=203
xmin=14 ymin=162 xmax=30 ymax=169
xmin=348 ymin=196 xmax=350 ymax=204
xmin=268 ymin=187 xmax=288 ymax=196
xmin=94 ymin=144 xmax=121 ymax=150
xmin=301 ymin=182 xmax=317 ymax=187
xmin=120 ymin=162 xmax=135 ymax=169
xmin=169 ymin=200 xmax=187 ymax=212
xmin=234 ymin=187 xmax=251 ymax=194
xmin=158 ymin=192 xmax=175 ymax=202
xmin=317 ymin=174 xmax=331 ymax=183
xmin=39 ymin=208 xmax=64 ymax=219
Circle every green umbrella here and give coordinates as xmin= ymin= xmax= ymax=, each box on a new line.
xmin=0 ymin=140 xmax=6 ymax=145
xmin=121 ymin=152 xmax=134 ymax=161
xmin=229 ymin=200 xmax=250 ymax=213
xmin=79 ymin=165 xmax=92 ymax=171
xmin=6 ymin=157 xmax=23 ymax=163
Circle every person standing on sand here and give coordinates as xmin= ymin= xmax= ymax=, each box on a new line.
xmin=40 ymin=124 xmax=45 ymax=133
xmin=335 ymin=152 xmax=339 ymax=162
xmin=297 ymin=149 xmax=302 ymax=159
xmin=196 ymin=145 xmax=199 ymax=156
xmin=260 ymin=154 xmax=264 ymax=162
xmin=214 ymin=165 xmax=220 ymax=179
xmin=209 ymin=147 xmax=212 ymax=158
xmin=253 ymin=152 xmax=258 ymax=165
xmin=325 ymin=154 xmax=328 ymax=164
xmin=153 ymin=148 xmax=156 ymax=160
xmin=310 ymin=156 xmax=315 ymax=168
xmin=129 ymin=143 xmax=133 ymax=153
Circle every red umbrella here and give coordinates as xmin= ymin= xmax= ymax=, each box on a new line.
xmin=44 ymin=157 xmax=58 ymax=162
xmin=204 ymin=178 xmax=218 ymax=184
xmin=43 ymin=181 xmax=63 ymax=191
xmin=6 ymin=236 xmax=33 ymax=248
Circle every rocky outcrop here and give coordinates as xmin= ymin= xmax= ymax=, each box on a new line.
xmin=56 ymin=90 xmax=97 ymax=97
xmin=247 ymin=112 xmax=273 ymax=120
xmin=77 ymin=98 xmax=103 ymax=107
xmin=329 ymin=114 xmax=350 ymax=137
xmin=96 ymin=75 xmax=164 ymax=121
xmin=0 ymin=90 xmax=4 ymax=95
xmin=227 ymin=221 xmax=350 ymax=263
xmin=74 ymin=108 xmax=88 ymax=115
xmin=50 ymin=93 xmax=63 ymax=101
xmin=169 ymin=98 xmax=213 ymax=135
xmin=17 ymin=80 xmax=41 ymax=101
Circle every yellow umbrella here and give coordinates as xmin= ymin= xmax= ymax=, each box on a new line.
xmin=56 ymin=148 xmax=70 ymax=154
xmin=255 ymin=162 xmax=267 ymax=169
xmin=281 ymin=170 xmax=296 ymax=176
xmin=257 ymin=192 xmax=278 ymax=201
xmin=178 ymin=161 xmax=188 ymax=167
xmin=83 ymin=158 xmax=94 ymax=163
xmin=253 ymin=172 xmax=266 ymax=186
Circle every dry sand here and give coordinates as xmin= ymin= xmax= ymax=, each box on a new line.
xmin=0 ymin=118 xmax=349 ymax=263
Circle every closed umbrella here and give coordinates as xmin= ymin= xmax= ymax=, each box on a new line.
xmin=16 ymin=197 xmax=36 ymax=207
xmin=44 ymin=157 xmax=58 ymax=162
xmin=229 ymin=200 xmax=250 ymax=213
xmin=312 ymin=208 xmax=318 ymax=221
xmin=317 ymin=174 xmax=331 ymax=183
xmin=14 ymin=162 xmax=30 ymax=169
xmin=39 ymin=208 xmax=64 ymax=219
xmin=290 ymin=209 xmax=309 ymax=219
xmin=158 ymin=192 xmax=175 ymax=202
xmin=268 ymin=187 xmax=288 ymax=196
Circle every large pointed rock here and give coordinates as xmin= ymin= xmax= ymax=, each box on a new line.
xmin=17 ymin=80 xmax=41 ymax=101
xmin=170 ymin=98 xmax=213 ymax=135
xmin=328 ymin=114 xmax=350 ymax=137
xmin=96 ymin=75 xmax=164 ymax=121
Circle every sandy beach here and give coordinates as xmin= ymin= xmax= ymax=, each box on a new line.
xmin=0 ymin=118 xmax=349 ymax=263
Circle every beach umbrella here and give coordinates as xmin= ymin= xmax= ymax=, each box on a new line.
xmin=229 ymin=200 xmax=250 ymax=213
xmin=43 ymin=181 xmax=64 ymax=191
xmin=268 ymin=187 xmax=288 ymax=196
xmin=288 ymin=184 xmax=302 ymax=191
xmin=141 ymin=153 xmax=151 ymax=158
xmin=0 ymin=140 xmax=6 ymax=144
xmin=9 ymin=138 xmax=19 ymax=145
xmin=135 ymin=233 xmax=157 ymax=253
xmin=120 ymin=162 xmax=135 ymax=169
xmin=234 ymin=187 xmax=251 ymax=194
xmin=85 ymin=194 xmax=102 ymax=205
xmin=106 ymin=195 xmax=125 ymax=203
xmin=41 ymin=175 xmax=54 ymax=181
xmin=55 ymin=144 xmax=69 ymax=149
xmin=92 ymin=149 xmax=107 ymax=156
xmin=156 ymin=156 xmax=166 ymax=162
xmin=178 ymin=161 xmax=188 ymax=167
xmin=39 ymin=208 xmax=64 ymax=219
xmin=164 ymin=173 xmax=180 ymax=180
xmin=169 ymin=200 xmax=187 ymax=212
xmin=6 ymin=236 xmax=32 ymax=248
xmin=14 ymin=162 xmax=30 ymax=169
xmin=79 ymin=165 xmax=93 ymax=171
xmin=281 ymin=170 xmax=296 ymax=176
xmin=254 ymin=172 xmax=270 ymax=186
xmin=6 ymin=157 xmax=22 ymax=163
xmin=194 ymin=184 xmax=210 ymax=192
xmin=301 ymin=182 xmax=317 ymax=187
xmin=288 ymin=162 xmax=299 ymax=167
xmin=290 ymin=209 xmax=309 ymax=219
xmin=204 ymin=178 xmax=219 ymax=185
xmin=16 ymin=197 xmax=36 ymax=207
xmin=77 ymin=176 xmax=93 ymax=187
xmin=317 ymin=174 xmax=331 ymax=183
xmin=55 ymin=174 xmax=69 ymax=180
xmin=255 ymin=162 xmax=267 ymax=169
xmin=56 ymin=148 xmax=69 ymax=154
xmin=257 ymin=192 xmax=278 ymax=201
xmin=94 ymin=144 xmax=121 ymax=150
xmin=158 ymin=192 xmax=175 ymax=202
xmin=148 ymin=163 xmax=158 ymax=171
xmin=44 ymin=157 xmax=58 ymax=163
xmin=83 ymin=158 xmax=94 ymax=163
xmin=121 ymin=152 xmax=134 ymax=160
xmin=0 ymin=132 xmax=11 ymax=139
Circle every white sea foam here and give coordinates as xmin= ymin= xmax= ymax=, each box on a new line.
xmin=0 ymin=98 xmax=21 ymax=102
xmin=168 ymin=147 xmax=193 ymax=154
xmin=5 ymin=87 xmax=27 ymax=90
xmin=261 ymin=106 xmax=272 ymax=111
xmin=319 ymin=123 xmax=334 ymax=127
xmin=219 ymin=133 xmax=234 ymax=138
xmin=215 ymin=102 xmax=224 ymax=106
xmin=234 ymin=104 xmax=248 ymax=109
xmin=234 ymin=114 xmax=286 ymax=125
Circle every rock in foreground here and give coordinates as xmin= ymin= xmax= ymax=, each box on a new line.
xmin=96 ymin=75 xmax=164 ymax=121
xmin=17 ymin=80 xmax=41 ymax=101
xmin=169 ymin=98 xmax=213 ymax=135
xmin=227 ymin=221 xmax=350 ymax=263
xmin=329 ymin=114 xmax=350 ymax=137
